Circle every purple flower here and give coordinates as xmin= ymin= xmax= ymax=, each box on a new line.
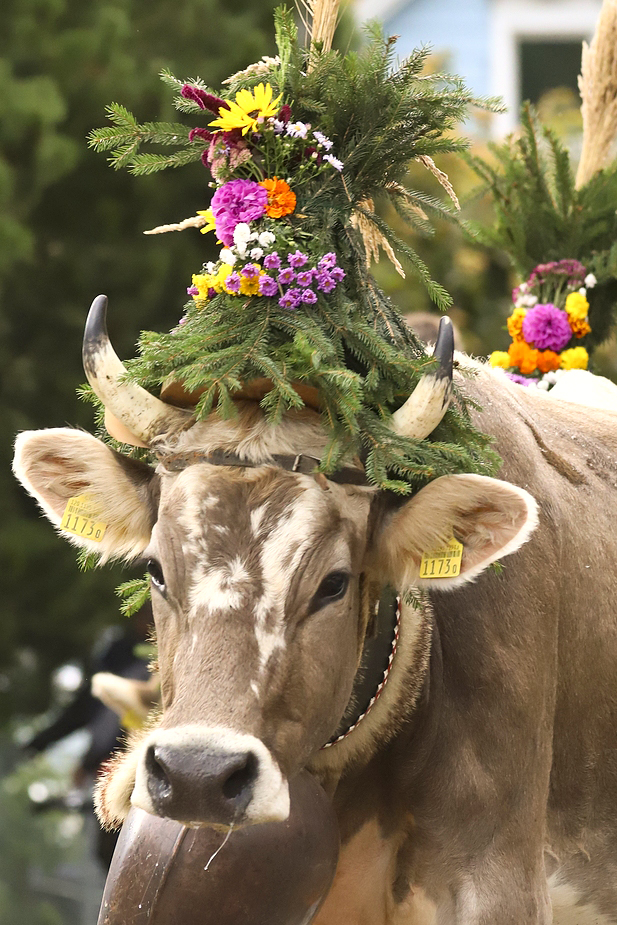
xmin=316 ymin=271 xmax=336 ymax=293
xmin=189 ymin=127 xmax=214 ymax=144
xmin=286 ymin=288 xmax=302 ymax=306
xmin=187 ymin=285 xmax=199 ymax=296
xmin=278 ymin=267 xmax=296 ymax=285
xmin=259 ymin=275 xmax=279 ymax=297
xmin=329 ymin=266 xmax=345 ymax=283
xmin=225 ymin=272 xmax=241 ymax=293
xmin=522 ymin=303 xmax=572 ymax=352
xmin=241 ymin=263 xmax=260 ymax=278
xmin=181 ymin=85 xmax=229 ymax=115
xmin=288 ymin=250 xmax=308 ymax=268
xmin=279 ymin=291 xmax=298 ymax=310
xmin=263 ymin=252 xmax=281 ymax=270
xmin=210 ymin=179 xmax=268 ymax=246
xmin=208 ymin=287 xmax=217 ymax=299
xmin=278 ymin=104 xmax=292 ymax=124
xmin=506 ymin=373 xmax=536 ymax=387
xmin=286 ymin=121 xmax=309 ymax=139
xmin=324 ymin=153 xmax=344 ymax=171
xmin=313 ymin=130 xmax=333 ymax=150
xmin=296 ymin=269 xmax=315 ymax=287
xmin=300 ymin=288 xmax=317 ymax=304
xmin=318 ymin=253 xmax=337 ymax=270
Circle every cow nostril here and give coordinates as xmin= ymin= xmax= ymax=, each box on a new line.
xmin=146 ymin=745 xmax=173 ymax=801
xmin=222 ymin=751 xmax=258 ymax=801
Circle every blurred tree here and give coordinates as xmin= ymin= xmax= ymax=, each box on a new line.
xmin=0 ymin=0 xmax=279 ymax=722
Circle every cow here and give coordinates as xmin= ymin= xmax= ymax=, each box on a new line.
xmin=13 ymin=296 xmax=617 ymax=924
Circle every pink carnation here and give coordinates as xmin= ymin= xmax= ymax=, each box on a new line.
xmin=210 ymin=179 xmax=268 ymax=246
xmin=522 ymin=303 xmax=572 ymax=352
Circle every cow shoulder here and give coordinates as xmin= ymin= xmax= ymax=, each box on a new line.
xmin=13 ymin=428 xmax=156 ymax=561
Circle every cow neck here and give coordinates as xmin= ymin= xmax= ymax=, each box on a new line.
xmin=322 ymin=588 xmax=401 ymax=749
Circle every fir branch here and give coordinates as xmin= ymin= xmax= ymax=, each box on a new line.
xmin=116 ymin=575 xmax=151 ymax=616
xmin=128 ymin=148 xmax=204 ymax=175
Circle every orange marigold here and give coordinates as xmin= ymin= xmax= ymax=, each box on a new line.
xmin=507 ymin=307 xmax=527 ymax=342
xmin=508 ymin=341 xmax=538 ymax=374
xmin=259 ymin=177 xmax=296 ymax=218
xmin=536 ymin=350 xmax=561 ymax=373
xmin=570 ymin=317 xmax=592 ymax=339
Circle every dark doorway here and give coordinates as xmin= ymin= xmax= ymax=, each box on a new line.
xmin=519 ymin=40 xmax=583 ymax=104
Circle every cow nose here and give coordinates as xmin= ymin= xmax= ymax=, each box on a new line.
xmin=145 ymin=743 xmax=259 ymax=825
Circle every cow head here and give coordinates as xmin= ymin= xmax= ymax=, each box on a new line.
xmin=13 ymin=297 xmax=538 ymax=830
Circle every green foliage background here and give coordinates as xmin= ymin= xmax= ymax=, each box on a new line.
xmin=0 ymin=0 xmax=281 ymax=724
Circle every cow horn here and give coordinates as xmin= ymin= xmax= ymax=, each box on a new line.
xmin=391 ymin=315 xmax=454 ymax=439
xmin=83 ymin=295 xmax=193 ymax=446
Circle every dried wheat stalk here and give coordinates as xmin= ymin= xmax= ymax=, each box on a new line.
xmin=416 ymin=155 xmax=460 ymax=211
xmin=576 ymin=0 xmax=617 ymax=188
xmin=143 ymin=215 xmax=207 ymax=235
xmin=296 ymin=0 xmax=341 ymax=66
xmin=351 ymin=199 xmax=406 ymax=278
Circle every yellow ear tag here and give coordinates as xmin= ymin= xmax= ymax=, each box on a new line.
xmin=60 ymin=493 xmax=108 ymax=543
xmin=420 ymin=538 xmax=463 ymax=579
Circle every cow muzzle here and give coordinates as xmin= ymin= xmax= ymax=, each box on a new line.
xmin=131 ymin=726 xmax=290 ymax=827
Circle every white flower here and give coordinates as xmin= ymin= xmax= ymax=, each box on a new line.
xmin=250 ymin=247 xmax=264 ymax=260
xmin=584 ymin=273 xmax=597 ymax=288
xmin=537 ymin=379 xmax=550 ymax=391
xmin=578 ymin=287 xmax=587 ymax=297
xmin=515 ymin=294 xmax=537 ymax=308
xmin=205 ymin=262 xmax=217 ymax=274
xmin=272 ymin=119 xmax=285 ymax=135
xmin=219 ymin=248 xmax=236 ymax=266
xmin=258 ymin=231 xmax=276 ymax=247
xmin=313 ymin=130 xmax=333 ymax=150
xmin=519 ymin=282 xmax=528 ymax=293
xmin=324 ymin=153 xmax=344 ymax=171
xmin=286 ymin=121 xmax=309 ymax=139
xmin=235 ymin=241 xmax=248 ymax=256
xmin=544 ymin=371 xmax=559 ymax=385
xmin=233 ymin=223 xmax=252 ymax=244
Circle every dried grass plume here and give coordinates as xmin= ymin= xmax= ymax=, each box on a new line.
xmin=576 ymin=0 xmax=617 ymax=188
xmin=351 ymin=199 xmax=406 ymax=278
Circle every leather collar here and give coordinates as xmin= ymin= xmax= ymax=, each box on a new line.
xmin=322 ymin=588 xmax=401 ymax=748
xmin=160 ymin=449 xmax=368 ymax=486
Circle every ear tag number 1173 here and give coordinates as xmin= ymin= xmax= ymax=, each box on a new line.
xmin=61 ymin=493 xmax=108 ymax=543
xmin=420 ymin=538 xmax=463 ymax=579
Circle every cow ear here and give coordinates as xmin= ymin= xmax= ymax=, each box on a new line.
xmin=371 ymin=473 xmax=538 ymax=591
xmin=13 ymin=428 xmax=156 ymax=562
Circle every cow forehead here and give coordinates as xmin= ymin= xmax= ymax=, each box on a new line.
xmin=152 ymin=466 xmax=371 ymax=677
xmin=156 ymin=464 xmax=370 ymax=578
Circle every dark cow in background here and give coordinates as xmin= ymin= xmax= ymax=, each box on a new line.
xmin=13 ymin=301 xmax=617 ymax=924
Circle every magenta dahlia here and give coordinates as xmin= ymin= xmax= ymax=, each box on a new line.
xmin=521 ymin=303 xmax=572 ymax=352
xmin=210 ymin=179 xmax=268 ymax=246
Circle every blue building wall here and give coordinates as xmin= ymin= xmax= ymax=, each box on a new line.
xmin=383 ymin=0 xmax=491 ymax=97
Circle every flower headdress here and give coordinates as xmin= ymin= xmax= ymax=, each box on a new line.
xmin=88 ymin=3 xmax=500 ymax=492
xmin=472 ymin=0 xmax=617 ymax=388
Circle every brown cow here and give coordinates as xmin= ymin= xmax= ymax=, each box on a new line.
xmin=13 ymin=298 xmax=617 ymax=923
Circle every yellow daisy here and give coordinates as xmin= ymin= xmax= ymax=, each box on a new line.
xmin=196 ymin=208 xmax=217 ymax=235
xmin=209 ymin=83 xmax=282 ymax=136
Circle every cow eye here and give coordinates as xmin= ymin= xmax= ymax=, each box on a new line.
xmin=146 ymin=558 xmax=166 ymax=593
xmin=311 ymin=571 xmax=350 ymax=612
